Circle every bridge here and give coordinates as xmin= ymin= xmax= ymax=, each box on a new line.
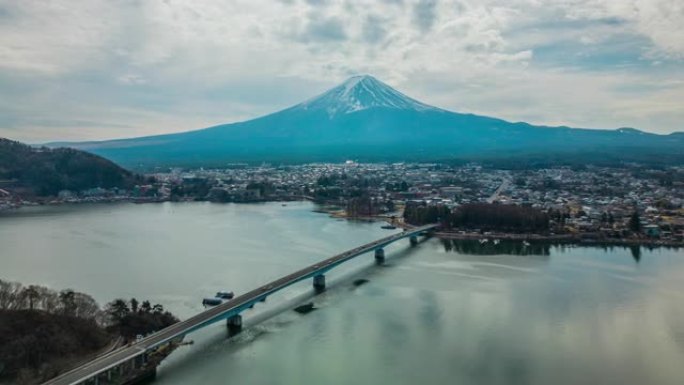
xmin=43 ymin=224 xmax=437 ymax=385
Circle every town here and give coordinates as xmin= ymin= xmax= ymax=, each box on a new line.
xmin=2 ymin=162 xmax=683 ymax=245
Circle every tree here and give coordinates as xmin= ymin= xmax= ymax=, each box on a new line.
xmin=59 ymin=289 xmax=77 ymax=316
xmin=22 ymin=285 xmax=40 ymax=310
xmin=106 ymin=300 xmax=178 ymax=339
xmin=0 ymin=279 xmax=23 ymax=310
xmin=386 ymin=199 xmax=396 ymax=213
xmin=346 ymin=195 xmax=378 ymax=217
xmin=514 ymin=177 xmax=526 ymax=187
xmin=72 ymin=292 xmax=101 ymax=320
xmin=130 ymin=298 xmax=139 ymax=313
xmin=629 ymin=211 xmax=641 ymax=233
xmin=405 ymin=202 xmax=550 ymax=232
xmin=105 ymin=299 xmax=130 ymax=323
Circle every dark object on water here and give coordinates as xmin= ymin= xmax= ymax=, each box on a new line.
xmin=381 ymin=225 xmax=397 ymax=230
xmin=215 ymin=291 xmax=234 ymax=299
xmin=202 ymin=298 xmax=222 ymax=306
xmin=353 ymin=279 xmax=369 ymax=287
xmin=294 ymin=302 xmax=315 ymax=314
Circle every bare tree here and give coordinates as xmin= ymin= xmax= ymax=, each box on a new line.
xmin=72 ymin=292 xmax=101 ymax=320
xmin=0 ymin=279 xmax=24 ymax=310
xmin=22 ymin=285 xmax=41 ymax=310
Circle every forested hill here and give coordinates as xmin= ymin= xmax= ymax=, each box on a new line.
xmin=0 ymin=138 xmax=139 ymax=196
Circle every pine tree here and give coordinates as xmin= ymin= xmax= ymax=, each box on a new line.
xmin=629 ymin=211 xmax=641 ymax=233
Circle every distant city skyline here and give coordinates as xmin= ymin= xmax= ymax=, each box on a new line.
xmin=1 ymin=0 xmax=683 ymax=142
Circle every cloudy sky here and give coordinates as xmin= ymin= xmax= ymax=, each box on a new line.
xmin=1 ymin=0 xmax=683 ymax=142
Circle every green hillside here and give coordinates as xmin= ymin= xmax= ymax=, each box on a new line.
xmin=0 ymin=138 xmax=139 ymax=196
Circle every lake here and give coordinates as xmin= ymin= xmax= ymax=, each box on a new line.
xmin=1 ymin=201 xmax=683 ymax=385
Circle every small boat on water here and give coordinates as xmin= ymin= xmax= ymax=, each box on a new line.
xmin=381 ymin=225 xmax=397 ymax=230
xmin=215 ymin=291 xmax=234 ymax=300
xmin=522 ymin=241 xmax=531 ymax=247
xmin=202 ymin=298 xmax=222 ymax=307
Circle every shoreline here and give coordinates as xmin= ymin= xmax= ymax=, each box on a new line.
xmin=3 ymin=199 xmax=682 ymax=248
xmin=431 ymin=231 xmax=683 ymax=248
xmin=0 ymin=196 xmax=314 ymax=214
xmin=323 ymin=212 xmax=684 ymax=248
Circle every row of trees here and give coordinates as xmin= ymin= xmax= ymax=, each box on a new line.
xmin=0 ymin=279 xmax=179 ymax=335
xmin=0 ymin=279 xmax=179 ymax=383
xmin=0 ymin=279 xmax=101 ymax=321
xmin=403 ymin=203 xmax=451 ymax=227
xmin=0 ymin=279 xmax=107 ymax=382
xmin=104 ymin=298 xmax=179 ymax=339
xmin=404 ymin=202 xmax=550 ymax=233
xmin=345 ymin=196 xmax=396 ymax=217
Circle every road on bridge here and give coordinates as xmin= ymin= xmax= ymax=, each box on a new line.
xmin=43 ymin=224 xmax=437 ymax=385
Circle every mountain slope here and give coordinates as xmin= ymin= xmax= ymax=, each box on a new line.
xmin=54 ymin=75 xmax=684 ymax=168
xmin=297 ymin=75 xmax=440 ymax=116
xmin=0 ymin=138 xmax=138 ymax=196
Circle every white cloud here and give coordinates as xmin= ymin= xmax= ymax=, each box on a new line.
xmin=0 ymin=0 xmax=682 ymax=141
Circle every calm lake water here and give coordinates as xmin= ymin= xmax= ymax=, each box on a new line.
xmin=1 ymin=202 xmax=684 ymax=385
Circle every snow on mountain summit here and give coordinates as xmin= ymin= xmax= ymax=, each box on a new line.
xmin=297 ymin=75 xmax=439 ymax=117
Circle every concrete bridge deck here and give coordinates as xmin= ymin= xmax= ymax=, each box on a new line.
xmin=43 ymin=224 xmax=437 ymax=385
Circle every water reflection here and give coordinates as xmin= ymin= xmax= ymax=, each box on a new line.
xmin=440 ymin=238 xmax=680 ymax=265
xmin=440 ymin=238 xmax=551 ymax=256
xmin=3 ymin=203 xmax=684 ymax=385
xmin=630 ymin=245 xmax=641 ymax=263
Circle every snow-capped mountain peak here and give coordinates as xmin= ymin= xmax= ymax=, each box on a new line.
xmin=298 ymin=75 xmax=439 ymax=117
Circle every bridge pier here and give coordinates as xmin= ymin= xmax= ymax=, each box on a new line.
xmin=227 ymin=314 xmax=243 ymax=336
xmin=313 ymin=274 xmax=326 ymax=293
xmin=374 ymin=248 xmax=385 ymax=264
xmin=410 ymin=235 xmax=418 ymax=246
xmin=49 ymin=225 xmax=440 ymax=385
xmin=134 ymin=354 xmax=146 ymax=369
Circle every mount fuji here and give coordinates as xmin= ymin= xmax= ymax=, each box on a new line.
xmin=55 ymin=75 xmax=683 ymax=168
